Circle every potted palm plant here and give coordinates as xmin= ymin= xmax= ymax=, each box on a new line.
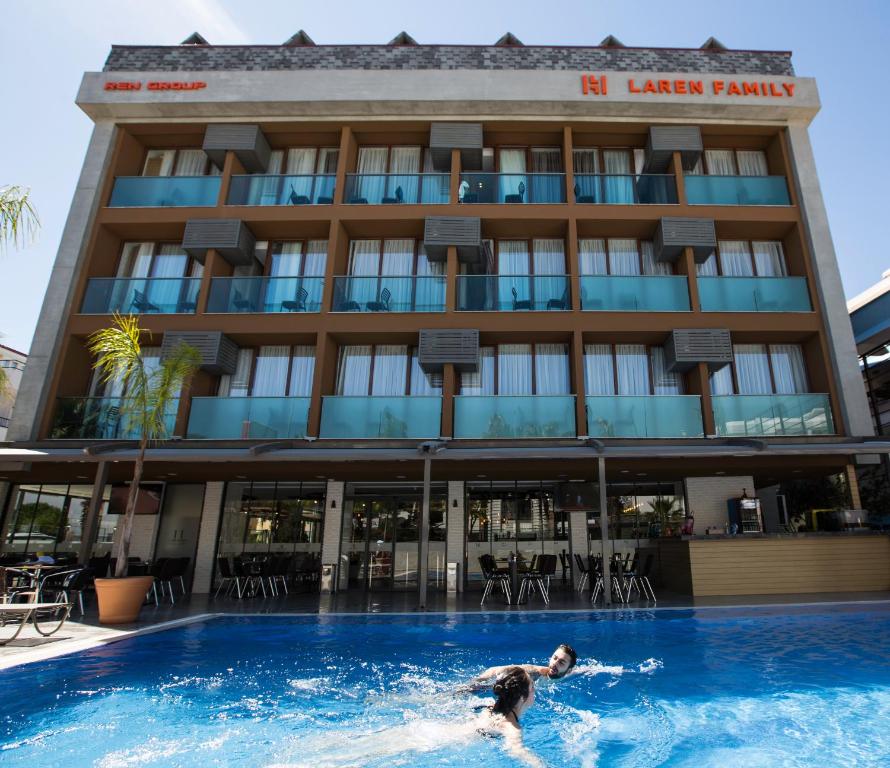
xmin=88 ymin=314 xmax=200 ymax=624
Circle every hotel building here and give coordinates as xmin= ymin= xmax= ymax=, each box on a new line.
xmin=0 ymin=344 xmax=27 ymax=442
xmin=2 ymin=32 xmax=888 ymax=604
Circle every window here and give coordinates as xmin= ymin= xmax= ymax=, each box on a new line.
xmin=697 ymin=240 xmax=788 ymax=277
xmin=345 ymin=239 xmax=444 ymax=311
xmin=335 ymin=345 xmax=441 ymax=396
xmin=218 ymin=346 xmax=316 ymax=398
xmin=265 ymin=147 xmax=340 ymax=176
xmin=583 ymin=344 xmax=685 ymax=395
xmin=460 ymin=344 xmax=570 ymax=395
xmin=142 ymin=148 xmax=219 ymax=177
xmin=698 ymin=149 xmax=768 ymax=176
xmin=710 ymin=343 xmax=809 ymax=395
xmin=116 ymin=242 xmax=203 ymax=279
xmin=264 ymin=240 xmax=327 ymax=310
xmin=579 ymin=239 xmax=671 ymax=276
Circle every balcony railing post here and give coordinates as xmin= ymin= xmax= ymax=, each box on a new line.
xmin=681 ymin=246 xmax=701 ymax=312
xmin=672 ymin=151 xmax=687 ymax=206
xmin=450 ymin=148 xmax=461 ymax=206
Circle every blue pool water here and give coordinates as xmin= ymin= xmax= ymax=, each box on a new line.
xmin=1 ymin=605 xmax=889 ymax=767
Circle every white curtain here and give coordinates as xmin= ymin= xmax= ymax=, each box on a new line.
xmin=641 ymin=241 xmax=670 ymax=276
xmin=461 ymin=347 xmax=495 ymax=395
xmin=302 ymin=239 xmax=327 ymax=310
xmin=150 ymin=244 xmax=188 ymax=310
xmin=288 ymin=346 xmax=316 ymax=397
xmin=498 ymin=149 xmax=527 ymax=202
xmin=696 ymin=253 xmax=719 ymax=276
xmin=142 ymin=149 xmax=175 ymax=177
xmin=336 ymin=346 xmax=372 ymax=395
xmin=371 ymin=345 xmax=408 ymax=396
xmin=316 ymin=148 xmax=339 ymax=174
xmin=651 ymin=346 xmax=684 ymax=395
xmin=572 ymin=149 xmax=599 ymax=201
xmin=770 ymin=344 xmax=808 ymax=394
xmin=117 ymin=242 xmax=153 ymax=278
xmin=387 ymin=147 xmax=421 ymax=203
xmin=579 ymin=239 xmax=607 ymax=275
xmin=531 ymin=147 xmax=562 ymax=202
xmin=734 ymin=344 xmax=772 ymax=394
xmin=252 ymin=346 xmax=290 ymax=396
xmin=584 ymin=344 xmax=615 ymax=395
xmin=535 ymin=344 xmax=569 ymax=394
xmin=603 ymin=150 xmax=633 ymax=203
xmin=219 ymin=349 xmax=254 ymax=397
xmin=608 ymin=239 xmax=640 ymax=276
xmin=381 ymin=238 xmax=414 ymax=310
xmin=737 ymin=150 xmax=768 ymax=176
xmin=355 ymin=147 xmax=388 ymax=203
xmin=409 ymin=350 xmax=443 ymax=395
xmin=415 ymin=245 xmax=445 ymax=312
xmin=718 ymin=240 xmax=754 ymax=276
xmin=752 ymin=241 xmax=788 ymax=276
xmin=267 ymin=242 xmax=302 ymax=310
xmin=498 ymin=344 xmax=533 ymax=395
xmin=266 ymin=150 xmax=284 ymax=174
xmin=286 ymin=148 xmax=317 ymax=201
xmin=616 ymin=344 xmax=650 ymax=395
xmin=259 ymin=150 xmax=284 ymax=204
xmin=533 ymin=239 xmax=565 ymax=308
xmin=710 ymin=366 xmax=735 ymax=396
xmin=347 ymin=240 xmax=380 ymax=308
xmin=705 ymin=150 xmax=736 ymax=175
xmin=151 ymin=244 xmax=188 ymax=277
xmin=173 ymin=149 xmax=207 ymax=176
xmin=498 ymin=240 xmax=531 ymax=309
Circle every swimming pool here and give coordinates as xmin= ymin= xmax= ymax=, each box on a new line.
xmin=1 ymin=605 xmax=888 ymax=766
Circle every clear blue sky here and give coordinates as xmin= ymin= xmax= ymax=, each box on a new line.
xmin=1 ymin=0 xmax=888 ymax=353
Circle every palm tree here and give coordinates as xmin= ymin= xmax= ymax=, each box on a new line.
xmin=0 ymin=185 xmax=39 ymax=252
xmin=88 ymin=314 xmax=200 ymax=577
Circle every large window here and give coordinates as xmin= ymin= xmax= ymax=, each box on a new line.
xmin=142 ymin=148 xmax=220 ymax=177
xmin=267 ymin=147 xmax=340 ymax=175
xmin=584 ymin=344 xmax=684 ymax=395
xmin=116 ymin=241 xmax=203 ymax=280
xmin=218 ymin=345 xmax=316 ymax=398
xmin=336 ymin=345 xmax=442 ymax=396
xmin=579 ymin=238 xmax=671 ymax=276
xmin=697 ymin=240 xmax=787 ymax=277
xmin=695 ymin=149 xmax=768 ymax=176
xmin=710 ymin=344 xmax=809 ymax=395
xmin=459 ymin=344 xmax=570 ymax=395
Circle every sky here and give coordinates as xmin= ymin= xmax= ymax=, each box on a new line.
xmin=1 ymin=0 xmax=889 ymax=353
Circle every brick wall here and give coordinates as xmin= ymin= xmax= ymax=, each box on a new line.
xmin=446 ymin=481 xmax=465 ymax=591
xmin=684 ymin=475 xmax=754 ymax=533
xmin=191 ymin=481 xmax=224 ymax=594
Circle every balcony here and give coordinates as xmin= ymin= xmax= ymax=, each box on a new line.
xmin=712 ymin=394 xmax=834 ymax=437
xmin=457 ymin=275 xmax=570 ymax=311
xmin=81 ymin=278 xmax=201 ymax=314
xmin=454 ymin=395 xmax=576 ymax=438
xmin=50 ymin=397 xmax=178 ymax=440
xmin=320 ymin=396 xmax=442 ymax=438
xmin=685 ymin=175 xmax=791 ymax=206
xmin=586 ymin=396 xmax=704 ymax=438
xmin=187 ymin=397 xmax=310 ymax=439
xmin=207 ymin=277 xmax=324 ymax=313
xmin=698 ymin=277 xmax=811 ymax=312
xmin=332 ymin=277 xmax=446 ymax=312
xmin=580 ymin=275 xmax=689 ymax=311
xmin=226 ymin=174 xmax=335 ymax=205
xmin=344 ymin=174 xmax=450 ymax=204
xmin=108 ymin=176 xmax=221 ymax=207
xmin=458 ymin=173 xmax=566 ymax=204
xmin=573 ymin=174 xmax=677 ymax=204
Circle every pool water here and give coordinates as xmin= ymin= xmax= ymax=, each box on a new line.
xmin=1 ymin=605 xmax=889 ymax=767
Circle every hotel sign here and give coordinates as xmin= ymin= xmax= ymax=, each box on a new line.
xmin=582 ymin=74 xmax=795 ymax=98
xmin=104 ymin=80 xmax=207 ymax=91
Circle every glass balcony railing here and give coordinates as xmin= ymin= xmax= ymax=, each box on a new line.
xmin=320 ymin=396 xmax=442 ymax=438
xmin=580 ymin=275 xmax=690 ymax=311
xmin=50 ymin=397 xmax=179 ymax=440
xmin=108 ymin=176 xmax=221 ymax=207
xmin=332 ymin=276 xmax=446 ymax=312
xmin=187 ymin=397 xmax=310 ymax=439
xmin=457 ymin=275 xmax=570 ymax=311
xmin=344 ymin=174 xmax=450 ymax=204
xmin=226 ymin=174 xmax=335 ymax=205
xmin=586 ymin=396 xmax=704 ymax=438
xmin=454 ymin=395 xmax=576 ymax=438
xmin=207 ymin=276 xmax=324 ymax=313
xmin=458 ymin=173 xmax=566 ymax=204
xmin=572 ymin=174 xmax=677 ymax=204
xmin=685 ymin=175 xmax=791 ymax=206
xmin=712 ymin=394 xmax=834 ymax=437
xmin=81 ymin=277 xmax=201 ymax=314
xmin=698 ymin=276 xmax=811 ymax=312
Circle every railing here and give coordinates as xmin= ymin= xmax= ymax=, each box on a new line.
xmin=684 ymin=175 xmax=791 ymax=205
xmin=572 ymin=174 xmax=677 ymax=204
xmin=580 ymin=275 xmax=689 ymax=311
xmin=319 ymin=396 xmax=442 ymax=438
xmin=698 ymin=276 xmax=812 ymax=312
xmin=187 ymin=397 xmax=310 ymax=439
xmin=586 ymin=396 xmax=704 ymax=438
xmin=332 ymin=276 xmax=446 ymax=312
xmin=81 ymin=277 xmax=201 ymax=314
xmin=454 ymin=395 xmax=576 ymax=438
xmin=712 ymin=394 xmax=834 ymax=437
xmin=458 ymin=173 xmax=566 ymax=204
xmin=50 ymin=397 xmax=179 ymax=440
xmin=226 ymin=174 xmax=335 ymax=205
xmin=457 ymin=275 xmax=570 ymax=311
xmin=108 ymin=176 xmax=221 ymax=207
xmin=207 ymin=276 xmax=324 ymax=313
xmin=344 ymin=174 xmax=450 ymax=204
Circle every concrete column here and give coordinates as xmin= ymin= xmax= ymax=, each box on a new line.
xmin=78 ymin=461 xmax=109 ymax=564
xmin=8 ymin=122 xmax=118 ymax=442
xmin=446 ymin=481 xmax=465 ymax=591
xmin=572 ymin=330 xmax=587 ymax=437
xmin=567 ymin=510 xmax=588 ymax=590
xmin=321 ymin=480 xmax=345 ymax=588
xmin=785 ymin=123 xmax=873 ymax=437
xmin=191 ymin=481 xmax=225 ymax=593
xmin=845 ymin=465 xmax=862 ymax=510
xmin=597 ymin=456 xmax=612 ymax=605
xmin=418 ymin=458 xmax=431 ymax=608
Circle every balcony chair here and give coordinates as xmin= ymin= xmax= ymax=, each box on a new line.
xmin=504 ymin=181 xmax=526 ymax=204
xmin=479 ymin=554 xmax=511 ymax=606
xmin=511 ymin=286 xmax=532 ymax=311
xmin=348 ymin=195 xmax=369 ymax=204
xmin=460 ymin=192 xmax=479 ymax=203
xmin=317 ymin=194 xmax=334 ymax=204
xmin=366 ymin=287 xmax=392 ymax=312
xmin=176 ymin=299 xmax=197 ymax=313
xmin=288 ymin=185 xmax=311 ymax=205
xmin=233 ymin=289 xmax=256 ymax=312
xmin=546 ymin=287 xmax=569 ymax=310
xmin=130 ymin=289 xmax=160 ymax=314
xmin=382 ymin=185 xmax=404 ymax=204
xmin=574 ymin=182 xmax=599 ymax=204
xmin=281 ymin=287 xmax=309 ymax=312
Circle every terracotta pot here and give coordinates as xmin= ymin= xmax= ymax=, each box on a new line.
xmin=94 ymin=576 xmax=154 ymax=625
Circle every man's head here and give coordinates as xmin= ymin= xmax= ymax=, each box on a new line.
xmin=547 ymin=644 xmax=577 ymax=679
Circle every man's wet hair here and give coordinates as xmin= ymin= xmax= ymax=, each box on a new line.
xmin=554 ymin=644 xmax=577 ymax=676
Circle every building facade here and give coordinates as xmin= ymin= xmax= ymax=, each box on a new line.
xmin=0 ymin=344 xmax=27 ymax=442
xmin=1 ymin=33 xmax=887 ymax=602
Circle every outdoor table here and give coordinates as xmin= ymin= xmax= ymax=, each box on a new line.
xmin=14 ymin=564 xmax=69 ymax=600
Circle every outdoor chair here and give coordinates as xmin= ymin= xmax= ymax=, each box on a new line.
xmin=130 ymin=289 xmax=160 ymax=314
xmin=233 ymin=289 xmax=256 ymax=312
xmin=149 ymin=557 xmax=172 ymax=605
xmin=366 ymin=287 xmax=392 ymax=312
xmin=270 ymin=554 xmax=291 ymax=595
xmin=214 ymin=556 xmax=243 ymax=599
xmin=511 ymin=286 xmax=532 ymax=311
xmin=479 ymin=554 xmax=511 ymax=606
xmin=558 ymin=551 xmax=570 ymax=584
xmin=170 ymin=557 xmax=191 ymax=595
xmin=518 ymin=554 xmax=556 ymax=605
xmin=39 ymin=567 xmax=90 ymax=616
xmin=624 ymin=553 xmax=656 ymax=602
xmin=547 ymin=287 xmax=569 ymax=311
xmin=87 ymin=553 xmax=111 ymax=580
xmin=317 ymin=195 xmax=334 ymax=204
xmin=288 ymin=185 xmax=310 ymax=205
xmin=281 ymin=287 xmax=309 ymax=312
xmin=573 ymin=553 xmax=589 ymax=592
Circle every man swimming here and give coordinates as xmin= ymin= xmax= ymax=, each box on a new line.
xmin=470 ymin=643 xmax=578 ymax=688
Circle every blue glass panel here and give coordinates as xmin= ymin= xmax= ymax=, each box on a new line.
xmin=580 ymin=276 xmax=689 ymax=311
xmin=187 ymin=397 xmax=310 ymax=439
xmin=226 ymin=175 xmax=336 ymax=205
xmin=453 ymin=396 xmax=576 ymax=438
xmin=698 ymin=277 xmax=812 ymax=312
xmin=458 ymin=173 xmax=566 ymax=204
xmin=320 ymin=397 xmax=442 ymax=438
xmin=685 ymin=175 xmax=791 ymax=205
xmin=585 ymin=396 xmax=703 ymax=437
xmin=206 ymin=277 xmax=324 ymax=313
xmin=51 ymin=397 xmax=178 ymax=439
xmin=343 ymin=174 xmax=450 ymax=204
xmin=81 ymin=278 xmax=201 ymax=314
xmin=573 ymin=175 xmax=678 ymax=204
xmin=108 ymin=176 xmax=220 ymax=207
xmin=456 ymin=276 xmax=570 ymax=311
xmin=331 ymin=277 xmax=446 ymax=312
xmin=712 ymin=394 xmax=834 ymax=436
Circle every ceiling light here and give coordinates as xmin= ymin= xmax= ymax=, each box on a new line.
xmin=396 ymin=475 xmax=406 ymax=479
xmin=620 ymin=470 xmax=630 ymax=474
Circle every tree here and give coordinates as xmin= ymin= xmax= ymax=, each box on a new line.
xmin=0 ymin=185 xmax=39 ymax=252
xmin=87 ymin=314 xmax=200 ymax=577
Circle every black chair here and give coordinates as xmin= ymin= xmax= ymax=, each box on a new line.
xmin=461 ymin=192 xmax=479 ymax=203
xmin=214 ymin=556 xmax=243 ymax=599
xmin=233 ymin=289 xmax=256 ymax=312
xmin=518 ymin=554 xmax=556 ymax=605
xmin=149 ymin=557 xmax=170 ymax=605
xmin=382 ymin=185 xmax=404 ymax=204
xmin=88 ymin=553 xmax=111 ymax=580
xmin=547 ymin=287 xmax=569 ymax=311
xmin=573 ymin=553 xmax=590 ymax=592
xmin=558 ymin=551 xmax=570 ymax=584
xmin=281 ymin=287 xmax=309 ymax=312
xmin=505 ymin=181 xmax=525 ymax=204
xmin=348 ymin=196 xmax=369 ymax=204
xmin=40 ymin=568 xmax=90 ymax=616
xmin=170 ymin=557 xmax=190 ymax=595
xmin=270 ymin=554 xmax=291 ymax=595
xmin=511 ymin=286 xmax=532 ymax=311
xmin=131 ymin=290 xmax=160 ymax=314
xmin=479 ymin=554 xmax=511 ymax=606
xmin=625 ymin=553 xmax=656 ymax=602
xmin=366 ymin=287 xmax=392 ymax=312
xmin=288 ymin=185 xmax=310 ymax=205
xmin=317 ymin=195 xmax=334 ymax=204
